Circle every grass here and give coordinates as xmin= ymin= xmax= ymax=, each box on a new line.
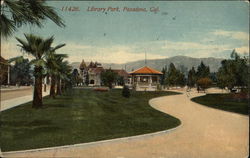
xmin=191 ymin=93 xmax=249 ymax=115
xmin=1 ymin=89 xmax=181 ymax=152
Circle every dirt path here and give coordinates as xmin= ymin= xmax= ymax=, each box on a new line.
xmin=3 ymin=90 xmax=249 ymax=158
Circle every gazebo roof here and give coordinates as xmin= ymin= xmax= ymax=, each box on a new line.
xmin=129 ymin=66 xmax=163 ymax=75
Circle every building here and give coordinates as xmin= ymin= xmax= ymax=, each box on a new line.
xmin=129 ymin=66 xmax=163 ymax=91
xmin=0 ymin=56 xmax=9 ymax=85
xmin=77 ymin=59 xmax=129 ymax=87
xmin=88 ymin=67 xmax=104 ymax=86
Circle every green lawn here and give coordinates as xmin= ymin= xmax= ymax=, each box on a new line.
xmin=191 ymin=93 xmax=249 ymax=115
xmin=1 ymin=89 xmax=181 ymax=152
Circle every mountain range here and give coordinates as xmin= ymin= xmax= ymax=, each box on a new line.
xmin=70 ymin=56 xmax=224 ymax=73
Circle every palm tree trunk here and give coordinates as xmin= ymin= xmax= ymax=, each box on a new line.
xmin=33 ymin=67 xmax=43 ymax=108
xmin=56 ymin=77 xmax=62 ymax=95
xmin=50 ymin=75 xmax=56 ymax=98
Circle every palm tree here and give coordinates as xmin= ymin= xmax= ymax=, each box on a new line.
xmin=16 ymin=33 xmax=65 ymax=108
xmin=45 ymin=53 xmax=67 ymax=98
xmin=1 ymin=0 xmax=65 ymax=38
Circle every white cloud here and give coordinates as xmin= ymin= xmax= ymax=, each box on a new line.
xmin=1 ymin=42 xmax=20 ymax=59
xmin=67 ymin=45 xmax=166 ymax=64
xmin=235 ymin=46 xmax=249 ymax=54
xmin=161 ymin=40 xmax=231 ymax=53
xmin=212 ymin=30 xmax=249 ymax=41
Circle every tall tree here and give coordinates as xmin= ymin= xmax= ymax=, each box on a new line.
xmin=217 ymin=50 xmax=249 ymax=91
xmin=1 ymin=0 xmax=65 ymax=38
xmin=165 ymin=63 xmax=177 ymax=86
xmin=16 ymin=34 xmax=65 ymax=108
xmin=196 ymin=61 xmax=210 ymax=79
xmin=160 ymin=65 xmax=167 ymax=85
xmin=187 ymin=67 xmax=196 ymax=88
xmin=45 ymin=53 xmax=67 ymax=98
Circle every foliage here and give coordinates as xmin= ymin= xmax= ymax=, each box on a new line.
xmin=10 ymin=57 xmax=32 ymax=85
xmin=122 ymin=85 xmax=130 ymax=98
xmin=1 ymin=0 xmax=65 ymax=38
xmin=160 ymin=65 xmax=167 ymax=85
xmin=71 ymin=69 xmax=79 ymax=86
xmin=196 ymin=77 xmax=212 ymax=91
xmin=15 ymin=33 xmax=65 ymax=107
xmin=217 ymin=50 xmax=249 ymax=90
xmin=85 ymin=72 xmax=89 ymax=85
xmin=165 ymin=63 xmax=186 ymax=87
xmin=116 ymin=76 xmax=125 ymax=86
xmin=101 ymin=69 xmax=118 ymax=89
xmin=187 ymin=67 xmax=196 ymax=87
xmin=196 ymin=61 xmax=210 ymax=79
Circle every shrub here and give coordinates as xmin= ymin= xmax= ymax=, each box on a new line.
xmin=197 ymin=77 xmax=212 ymax=91
xmin=122 ymin=85 xmax=130 ymax=98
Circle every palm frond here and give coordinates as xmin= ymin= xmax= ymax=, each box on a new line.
xmin=51 ymin=43 xmax=66 ymax=52
xmin=8 ymin=56 xmax=25 ymax=63
xmin=0 ymin=14 xmax=16 ymax=38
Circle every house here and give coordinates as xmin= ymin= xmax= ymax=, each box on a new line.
xmin=129 ymin=66 xmax=163 ymax=91
xmin=88 ymin=67 xmax=104 ymax=86
xmin=77 ymin=59 xmax=129 ymax=87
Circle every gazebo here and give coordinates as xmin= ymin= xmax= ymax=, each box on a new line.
xmin=129 ymin=66 xmax=163 ymax=91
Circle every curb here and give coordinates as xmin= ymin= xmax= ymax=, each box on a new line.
xmin=2 ymin=96 xmax=182 ymax=155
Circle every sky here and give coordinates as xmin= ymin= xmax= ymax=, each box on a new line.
xmin=1 ymin=1 xmax=249 ymax=64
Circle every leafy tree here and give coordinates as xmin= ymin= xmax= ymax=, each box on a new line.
xmin=10 ymin=57 xmax=32 ymax=85
xmin=71 ymin=69 xmax=79 ymax=86
xmin=165 ymin=63 xmax=177 ymax=86
xmin=122 ymin=85 xmax=130 ymax=98
xmin=160 ymin=65 xmax=167 ymax=85
xmin=187 ymin=67 xmax=196 ymax=88
xmin=197 ymin=77 xmax=212 ymax=92
xmin=101 ymin=69 xmax=117 ymax=89
xmin=85 ymin=72 xmax=89 ymax=85
xmin=165 ymin=63 xmax=185 ymax=87
xmin=196 ymin=61 xmax=210 ymax=79
xmin=117 ymin=76 xmax=125 ymax=86
xmin=1 ymin=0 xmax=65 ymax=38
xmin=217 ymin=50 xmax=249 ymax=91
xmin=15 ymin=34 xmax=65 ymax=108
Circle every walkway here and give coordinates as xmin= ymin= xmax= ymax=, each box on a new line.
xmin=1 ymin=86 xmax=50 ymax=111
xmin=2 ymin=90 xmax=249 ymax=158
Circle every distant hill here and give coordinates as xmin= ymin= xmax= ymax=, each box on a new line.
xmin=70 ymin=56 xmax=224 ymax=72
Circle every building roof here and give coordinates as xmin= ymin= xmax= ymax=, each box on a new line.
xmin=89 ymin=67 xmax=104 ymax=74
xmin=79 ymin=59 xmax=87 ymax=70
xmin=111 ymin=69 xmax=129 ymax=77
xmin=129 ymin=66 xmax=163 ymax=75
xmin=0 ymin=56 xmax=8 ymax=65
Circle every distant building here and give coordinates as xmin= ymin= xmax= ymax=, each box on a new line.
xmin=129 ymin=66 xmax=163 ymax=91
xmin=77 ymin=59 xmax=129 ymax=87
xmin=0 ymin=56 xmax=9 ymax=85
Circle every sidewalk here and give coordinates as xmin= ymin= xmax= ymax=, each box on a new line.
xmin=0 ymin=86 xmax=32 ymax=92
xmin=0 ymin=90 xmax=50 ymax=111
